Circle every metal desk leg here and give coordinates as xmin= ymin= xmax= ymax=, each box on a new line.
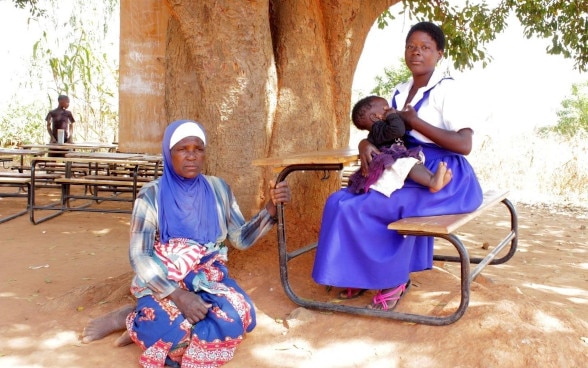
xmin=272 ymin=163 xmax=518 ymax=325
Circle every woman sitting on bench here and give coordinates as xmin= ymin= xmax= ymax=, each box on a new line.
xmin=312 ymin=21 xmax=483 ymax=310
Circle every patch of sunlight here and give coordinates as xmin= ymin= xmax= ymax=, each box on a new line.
xmin=523 ymin=282 xmax=588 ymax=297
xmin=252 ymin=338 xmax=406 ymax=368
xmin=6 ymin=324 xmax=31 ymax=333
xmin=577 ymin=263 xmax=588 ymax=270
xmin=0 ymin=292 xmax=17 ymax=298
xmin=568 ymin=297 xmax=588 ymax=304
xmin=6 ymin=336 xmax=34 ymax=350
xmin=0 ymin=356 xmax=44 ymax=368
xmin=0 ymin=352 xmax=80 ymax=368
xmin=532 ymin=310 xmax=569 ymax=332
xmin=39 ymin=331 xmax=79 ymax=349
xmin=246 ymin=286 xmax=259 ymax=294
xmin=418 ymin=291 xmax=451 ymax=299
xmin=91 ymin=228 xmax=111 ymax=236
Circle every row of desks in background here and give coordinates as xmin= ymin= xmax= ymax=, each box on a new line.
xmin=0 ymin=142 xmax=119 ymax=171
xmin=0 ymin=146 xmax=163 ymax=224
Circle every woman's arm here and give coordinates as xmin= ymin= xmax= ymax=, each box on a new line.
xmin=398 ymin=104 xmax=473 ymax=155
xmin=129 ymin=185 xmax=177 ymax=299
xmin=211 ymin=178 xmax=290 ymax=250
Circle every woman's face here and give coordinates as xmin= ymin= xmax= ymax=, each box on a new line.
xmin=170 ymin=136 xmax=206 ymax=179
xmin=404 ymin=30 xmax=443 ymax=78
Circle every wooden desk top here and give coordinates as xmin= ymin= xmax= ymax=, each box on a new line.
xmin=66 ymin=152 xmax=163 ymax=162
xmin=0 ymin=148 xmax=45 ymax=155
xmin=66 ymin=152 xmax=143 ymax=160
xmin=31 ymin=156 xmax=149 ymax=166
xmin=21 ymin=142 xmax=118 ymax=150
xmin=252 ymin=147 xmax=359 ymax=168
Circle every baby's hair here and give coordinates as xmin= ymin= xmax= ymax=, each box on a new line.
xmin=351 ymin=95 xmax=385 ymax=129
xmin=406 ymin=21 xmax=445 ymax=51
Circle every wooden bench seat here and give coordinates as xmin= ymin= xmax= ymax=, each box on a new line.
xmin=0 ymin=172 xmax=61 ymax=180
xmin=28 ymin=157 xmax=149 ymax=224
xmin=82 ymin=175 xmax=153 ymax=183
xmin=13 ymin=165 xmax=89 ymax=176
xmin=384 ymin=189 xmax=518 ymax=325
xmin=0 ymin=177 xmax=32 ymax=185
xmin=60 ymin=175 xmax=145 ymax=193
xmin=388 ymin=190 xmax=509 ymax=234
xmin=252 ymin=148 xmax=519 ymax=325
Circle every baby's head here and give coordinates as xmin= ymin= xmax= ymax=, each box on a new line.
xmin=351 ymin=96 xmax=389 ymax=131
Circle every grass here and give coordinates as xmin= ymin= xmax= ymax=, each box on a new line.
xmin=350 ymin=125 xmax=588 ymax=213
xmin=469 ymin=130 xmax=588 ymax=211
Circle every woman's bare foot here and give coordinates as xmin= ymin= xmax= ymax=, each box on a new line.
xmin=81 ymin=304 xmax=134 ymax=344
xmin=429 ymin=162 xmax=453 ymax=192
xmin=337 ymin=288 xmax=367 ymax=300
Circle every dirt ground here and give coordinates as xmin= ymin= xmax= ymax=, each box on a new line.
xmin=0 ymin=191 xmax=587 ymax=368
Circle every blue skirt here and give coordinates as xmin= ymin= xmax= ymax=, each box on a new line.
xmin=312 ymin=137 xmax=483 ymax=290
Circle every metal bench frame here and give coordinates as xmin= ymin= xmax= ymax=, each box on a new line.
xmin=273 ymin=163 xmax=518 ymax=326
xmin=0 ymin=177 xmax=31 ymax=223
xmin=29 ymin=158 xmax=147 ymax=224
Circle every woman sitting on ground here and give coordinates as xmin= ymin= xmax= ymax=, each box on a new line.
xmin=82 ymin=119 xmax=291 ymax=368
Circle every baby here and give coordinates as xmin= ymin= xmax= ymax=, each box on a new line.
xmin=347 ymin=95 xmax=452 ymax=196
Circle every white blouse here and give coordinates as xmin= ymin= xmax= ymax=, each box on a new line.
xmin=392 ymin=69 xmax=475 ymax=144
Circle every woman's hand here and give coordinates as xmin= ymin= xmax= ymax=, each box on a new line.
xmin=266 ymin=180 xmax=291 ymax=217
xmin=358 ymin=139 xmax=380 ymax=176
xmin=169 ymin=288 xmax=211 ymax=325
xmin=398 ymin=104 xmax=418 ymax=130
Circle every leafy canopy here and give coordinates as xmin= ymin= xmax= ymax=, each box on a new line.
xmin=370 ymin=60 xmax=412 ymax=99
xmin=379 ymin=0 xmax=587 ymax=72
xmin=15 ymin=0 xmax=588 ymax=71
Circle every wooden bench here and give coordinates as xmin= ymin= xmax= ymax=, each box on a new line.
xmin=0 ymin=177 xmax=31 ymax=223
xmin=56 ymin=176 xmax=145 ymax=206
xmin=29 ymin=157 xmax=150 ymax=224
xmin=253 ymin=149 xmax=518 ymax=326
xmin=0 ymin=172 xmax=62 ymax=187
xmin=386 ymin=189 xmax=518 ymax=325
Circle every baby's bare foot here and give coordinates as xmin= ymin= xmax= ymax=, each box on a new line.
xmin=81 ymin=304 xmax=134 ymax=344
xmin=429 ymin=162 xmax=452 ymax=192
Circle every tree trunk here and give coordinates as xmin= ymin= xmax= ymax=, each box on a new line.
xmin=119 ymin=0 xmax=398 ymax=245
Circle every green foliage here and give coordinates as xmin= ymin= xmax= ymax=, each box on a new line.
xmin=507 ymin=0 xmax=588 ymax=72
xmin=538 ymin=81 xmax=588 ymax=137
xmin=370 ymin=60 xmax=412 ymax=99
xmin=3 ymin=0 xmax=119 ymax=145
xmin=379 ymin=0 xmax=588 ymax=72
xmin=11 ymin=0 xmax=44 ymax=17
xmin=0 ymin=101 xmax=46 ymax=147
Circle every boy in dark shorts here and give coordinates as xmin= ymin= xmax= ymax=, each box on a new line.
xmin=46 ymin=95 xmax=76 ymax=144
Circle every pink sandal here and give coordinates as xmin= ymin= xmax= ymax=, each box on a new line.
xmin=369 ymin=280 xmax=411 ymax=310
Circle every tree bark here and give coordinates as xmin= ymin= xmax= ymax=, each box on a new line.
xmin=119 ymin=0 xmax=398 ymax=244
